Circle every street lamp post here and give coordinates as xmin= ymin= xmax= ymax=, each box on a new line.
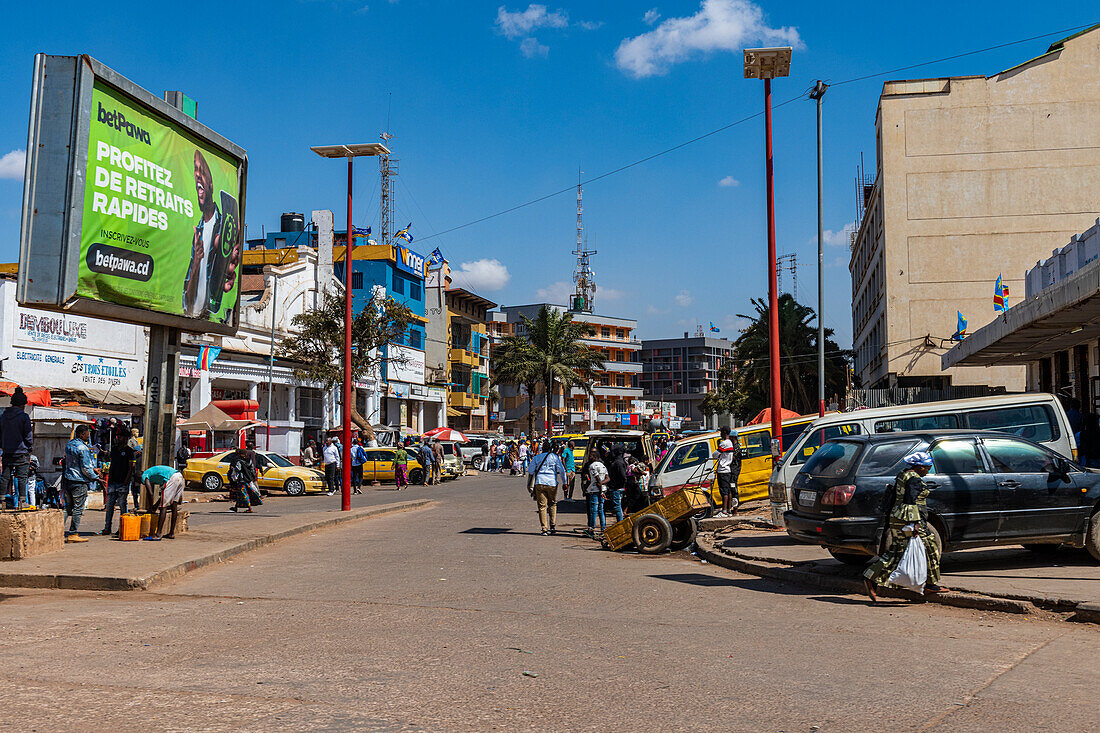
xmin=809 ymin=80 xmax=827 ymax=417
xmin=310 ymin=143 xmax=391 ymax=511
xmin=744 ymin=47 xmax=792 ymax=453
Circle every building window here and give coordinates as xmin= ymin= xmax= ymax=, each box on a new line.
xmin=409 ymin=330 xmax=422 ymax=349
xmin=616 ymin=374 xmax=625 ymax=387
xmin=297 ymin=388 xmax=323 ymax=423
xmin=617 ymin=329 xmax=626 ymax=339
xmin=568 ymin=399 xmax=578 ymax=411
xmin=409 ymin=281 xmax=422 ymax=301
xmin=352 ymin=271 xmax=363 ymax=290
xmin=601 ymin=327 xmax=611 ymax=338
xmin=616 ymin=400 xmax=630 ymax=412
xmin=391 ymin=272 xmax=404 ymax=295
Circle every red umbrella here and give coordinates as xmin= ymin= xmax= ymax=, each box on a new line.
xmin=422 ymin=427 xmax=469 ymax=443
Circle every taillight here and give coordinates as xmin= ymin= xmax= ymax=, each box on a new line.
xmin=821 ymin=485 xmax=857 ymax=505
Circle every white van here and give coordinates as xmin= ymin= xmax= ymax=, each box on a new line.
xmin=767 ymin=393 xmax=1074 ymax=526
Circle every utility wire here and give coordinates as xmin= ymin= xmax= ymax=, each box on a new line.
xmin=414 ymin=21 xmax=1096 ymax=244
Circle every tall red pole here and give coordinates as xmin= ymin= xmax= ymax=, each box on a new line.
xmin=764 ymin=77 xmax=783 ymax=454
xmin=342 ymin=157 xmax=353 ymax=511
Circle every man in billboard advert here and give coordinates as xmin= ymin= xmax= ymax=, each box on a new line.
xmin=183 ymin=150 xmax=220 ymax=318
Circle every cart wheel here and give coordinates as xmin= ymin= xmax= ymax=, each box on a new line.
xmin=632 ymin=513 xmax=673 ymax=554
xmin=692 ymin=506 xmax=714 ymax=520
xmin=669 ymin=517 xmax=698 ymax=551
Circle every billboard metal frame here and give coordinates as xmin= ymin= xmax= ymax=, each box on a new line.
xmin=18 ymin=53 xmax=248 ymax=335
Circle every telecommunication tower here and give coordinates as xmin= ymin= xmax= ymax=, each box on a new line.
xmin=571 ymin=172 xmax=596 ymax=313
xmin=777 ymin=253 xmax=798 ymax=300
xmin=379 ymin=130 xmax=398 ymax=246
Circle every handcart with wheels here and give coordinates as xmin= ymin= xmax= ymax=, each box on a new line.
xmin=602 ymin=482 xmax=714 ymax=554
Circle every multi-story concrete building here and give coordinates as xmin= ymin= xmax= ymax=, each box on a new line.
xmin=639 ymin=334 xmax=735 ymax=428
xmin=850 ymin=25 xmax=1100 ymax=390
xmin=489 ymin=304 xmax=642 ymax=432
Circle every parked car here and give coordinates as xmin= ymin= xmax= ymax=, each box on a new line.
xmin=183 ymin=450 xmax=325 ymax=495
xmin=769 ymin=392 xmax=1076 ymax=527
xmin=459 ymin=437 xmax=489 ymax=468
xmin=783 ymin=431 xmax=1100 ymax=564
xmin=362 ymin=447 xmax=426 ymax=485
xmin=550 ymin=434 xmax=588 ymax=466
xmin=438 ymin=441 xmax=464 ymax=479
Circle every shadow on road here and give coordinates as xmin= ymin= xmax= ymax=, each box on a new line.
xmin=459 ymin=527 xmax=514 ymax=534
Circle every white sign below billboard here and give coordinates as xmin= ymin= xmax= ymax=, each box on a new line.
xmin=386 ymin=343 xmax=425 ymax=385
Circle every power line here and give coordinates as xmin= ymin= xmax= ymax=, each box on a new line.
xmin=414 ymin=21 xmax=1095 ymax=244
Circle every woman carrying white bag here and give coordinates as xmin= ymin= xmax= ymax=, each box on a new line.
xmin=863 ymin=451 xmax=949 ymax=602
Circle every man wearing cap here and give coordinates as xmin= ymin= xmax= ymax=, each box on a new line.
xmin=0 ymin=386 xmax=34 ymax=509
xmin=863 ymin=450 xmax=947 ymax=600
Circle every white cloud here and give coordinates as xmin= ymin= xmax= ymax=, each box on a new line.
xmin=454 ymin=259 xmax=511 ymax=291
xmin=646 ymin=304 xmax=669 ymax=315
xmin=495 ymin=4 xmax=568 ymax=38
xmin=577 ymin=20 xmax=604 ymax=30
xmin=823 ymin=221 xmax=857 ymax=247
xmin=535 ymin=281 xmax=620 ymax=303
xmin=0 ymin=149 xmax=26 ymax=180
xmin=615 ymin=0 xmax=801 ymax=79
xmin=674 ymin=290 xmax=693 ymax=307
xmin=643 ymin=8 xmax=661 ymax=25
xmin=519 ymin=37 xmax=549 ymax=57
xmin=718 ymin=175 xmax=739 ymax=187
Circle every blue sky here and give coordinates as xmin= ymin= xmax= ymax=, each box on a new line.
xmin=0 ymin=1 xmax=1095 ymax=346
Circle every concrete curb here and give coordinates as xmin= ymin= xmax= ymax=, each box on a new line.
xmin=695 ymin=534 xmax=1040 ymax=617
xmin=0 ymin=499 xmax=434 ymax=592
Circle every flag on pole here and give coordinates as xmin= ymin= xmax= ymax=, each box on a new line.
xmin=993 ymin=274 xmax=1010 ymax=312
xmin=352 ymin=226 xmax=371 ymax=238
xmin=395 ymin=223 xmax=413 ymax=243
xmin=197 ymin=345 xmax=221 ymax=370
xmin=428 ymin=247 xmax=444 ymax=266
xmin=951 ymin=311 xmax=967 ymax=341
xmin=709 ymin=322 xmax=720 ymax=333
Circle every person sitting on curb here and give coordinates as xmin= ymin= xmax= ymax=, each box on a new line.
xmin=141 ymin=465 xmax=186 ymax=540
xmin=62 ymin=424 xmax=100 ymax=543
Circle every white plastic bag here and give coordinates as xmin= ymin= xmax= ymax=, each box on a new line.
xmin=887 ymin=532 xmax=928 ymax=592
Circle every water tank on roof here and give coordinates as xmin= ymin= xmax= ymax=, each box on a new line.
xmin=280 ymin=212 xmax=305 ymax=232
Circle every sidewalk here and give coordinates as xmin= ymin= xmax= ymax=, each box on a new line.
xmin=697 ymin=528 xmax=1100 ymax=623
xmin=0 ymin=494 xmax=434 ymax=591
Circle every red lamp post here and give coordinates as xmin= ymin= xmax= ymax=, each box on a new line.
xmin=310 ymin=143 xmax=390 ymax=510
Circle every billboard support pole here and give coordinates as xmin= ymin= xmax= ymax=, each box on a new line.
xmin=342 ymin=157 xmax=353 ymax=511
xmin=142 ymin=324 xmax=181 ymax=502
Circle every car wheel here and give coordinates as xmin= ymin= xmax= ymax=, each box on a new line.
xmin=632 ymin=513 xmax=673 ymax=554
xmin=285 ymin=478 xmax=305 ymax=496
xmin=669 ymin=517 xmax=698 ymax=551
xmin=409 ymin=468 xmax=425 ymax=485
xmin=202 ymin=473 xmax=223 ymax=492
xmin=1085 ymin=511 xmax=1100 ymax=562
xmin=828 ymin=549 xmax=869 ymax=566
xmin=472 ymin=456 xmax=484 ymax=471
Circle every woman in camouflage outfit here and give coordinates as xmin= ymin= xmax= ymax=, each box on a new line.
xmin=863 ymin=451 xmax=949 ymax=601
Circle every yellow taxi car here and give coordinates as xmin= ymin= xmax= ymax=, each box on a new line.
xmin=550 ymin=434 xmax=588 ymax=464
xmin=362 ymin=446 xmax=426 ymax=484
xmin=184 ymin=450 xmax=326 ymax=495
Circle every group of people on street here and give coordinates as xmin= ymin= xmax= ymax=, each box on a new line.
xmin=485 ymin=434 xmax=547 ymax=475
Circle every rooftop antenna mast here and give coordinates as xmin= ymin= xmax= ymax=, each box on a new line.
xmin=379 ymin=97 xmax=398 ymax=247
xmin=571 ymin=170 xmax=596 ymax=313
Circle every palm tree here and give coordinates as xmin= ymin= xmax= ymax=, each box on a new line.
xmin=729 ymin=293 xmax=850 ymax=420
xmin=491 ymin=336 xmax=541 ymax=437
xmin=520 ymin=306 xmax=605 ymax=434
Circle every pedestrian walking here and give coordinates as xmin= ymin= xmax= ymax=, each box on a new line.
xmin=518 ymin=439 xmax=529 ymax=475
xmin=711 ymin=426 xmax=742 ymax=517
xmin=394 ymin=443 xmax=409 ymax=489
xmin=141 ymin=464 xmax=186 ymax=539
xmin=1 ymin=386 xmax=33 ymax=509
xmin=418 ymin=441 xmax=435 ymax=485
xmin=561 ymin=441 xmax=578 ymax=500
xmin=584 ymin=452 xmax=610 ymax=536
xmin=226 ymin=446 xmax=258 ymax=512
xmin=62 ymin=424 xmax=100 ymax=542
xmin=302 ymin=438 xmax=319 ymax=468
xmin=322 ymin=437 xmax=340 ymax=495
xmin=480 ymin=440 xmax=489 ymax=471
xmin=508 ymin=442 xmax=520 ymax=475
xmin=527 ymin=440 xmax=566 ymax=536
xmin=431 ymin=439 xmax=445 ymax=483
xmin=174 ymin=442 xmax=191 ymax=472
xmin=351 ymin=438 xmax=367 ymax=494
xmin=863 ymin=451 xmax=948 ymax=601
xmin=101 ymin=429 xmax=136 ymax=536
xmin=605 ymin=446 xmax=627 ymax=522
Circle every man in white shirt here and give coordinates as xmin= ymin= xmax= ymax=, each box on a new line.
xmin=322 ymin=437 xmax=341 ymax=496
xmin=711 ymin=426 xmax=742 ymax=517
xmin=584 ymin=456 xmax=610 ymax=537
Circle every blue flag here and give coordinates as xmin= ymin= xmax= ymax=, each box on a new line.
xmin=395 ymin=223 xmax=413 ymax=243
xmin=428 ymin=247 xmax=444 ymax=266
xmin=709 ymin=322 xmax=720 ymax=333
xmin=951 ymin=311 xmax=967 ymax=341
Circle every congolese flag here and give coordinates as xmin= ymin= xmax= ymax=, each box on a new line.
xmin=993 ymin=274 xmax=1010 ymax=312
xmin=197 ymin=345 xmax=221 ymax=370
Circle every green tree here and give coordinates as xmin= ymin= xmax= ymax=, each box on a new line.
xmin=699 ymin=361 xmax=737 ymax=420
xmin=491 ymin=336 xmax=541 ymax=438
xmin=728 ymin=293 xmax=850 ymax=420
xmin=277 ymin=291 xmax=416 ymax=441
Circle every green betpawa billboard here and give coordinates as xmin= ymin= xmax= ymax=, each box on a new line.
xmin=78 ymin=79 xmax=244 ymax=325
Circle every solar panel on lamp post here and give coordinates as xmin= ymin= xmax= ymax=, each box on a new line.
xmin=310 ymin=142 xmax=391 ymax=510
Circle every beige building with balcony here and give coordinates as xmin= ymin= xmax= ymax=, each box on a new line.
xmin=850 ymin=25 xmax=1100 ymax=390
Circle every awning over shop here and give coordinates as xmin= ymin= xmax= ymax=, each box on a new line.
xmin=942 ymin=258 xmax=1100 ymax=369
xmin=446 ymin=407 xmax=464 ymax=418
xmin=177 ymin=403 xmax=263 ymax=432
xmin=0 ymin=381 xmax=52 ymax=407
xmin=81 ymin=389 xmax=146 ymax=406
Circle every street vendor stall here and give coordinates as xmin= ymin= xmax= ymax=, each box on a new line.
xmin=177 ymin=403 xmax=265 ymax=458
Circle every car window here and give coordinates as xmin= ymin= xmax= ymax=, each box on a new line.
xmin=858 ymin=440 xmax=920 ymax=476
xmin=265 ymin=454 xmax=293 ymax=468
xmin=930 ymin=440 xmax=984 ymax=474
xmin=219 ymin=454 xmax=233 ymax=464
xmin=793 ymin=423 xmax=863 ymax=465
xmin=668 ymin=443 xmax=710 ymax=472
xmin=875 ymin=414 xmax=959 ymax=433
xmin=967 ymin=405 xmax=1056 ymax=443
xmin=255 ymin=454 xmax=270 ymax=468
xmin=782 ymin=423 xmax=811 ymax=452
xmin=802 ymin=441 xmax=862 ymax=477
xmin=983 ymin=438 xmax=1056 ymax=474
xmin=738 ymin=431 xmax=770 ymax=459
xmin=365 ymin=450 xmax=390 ymax=461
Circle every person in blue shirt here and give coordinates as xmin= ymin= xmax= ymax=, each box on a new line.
xmin=350 ymin=438 xmax=368 ymax=494
xmin=561 ymin=441 xmax=577 ymax=500
xmin=418 ymin=442 xmax=435 ymax=485
xmin=63 ymin=424 xmax=100 ymax=542
xmin=528 ymin=440 xmax=567 ymax=535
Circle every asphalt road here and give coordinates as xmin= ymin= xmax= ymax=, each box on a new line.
xmin=1 ymin=472 xmax=1097 ymax=731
